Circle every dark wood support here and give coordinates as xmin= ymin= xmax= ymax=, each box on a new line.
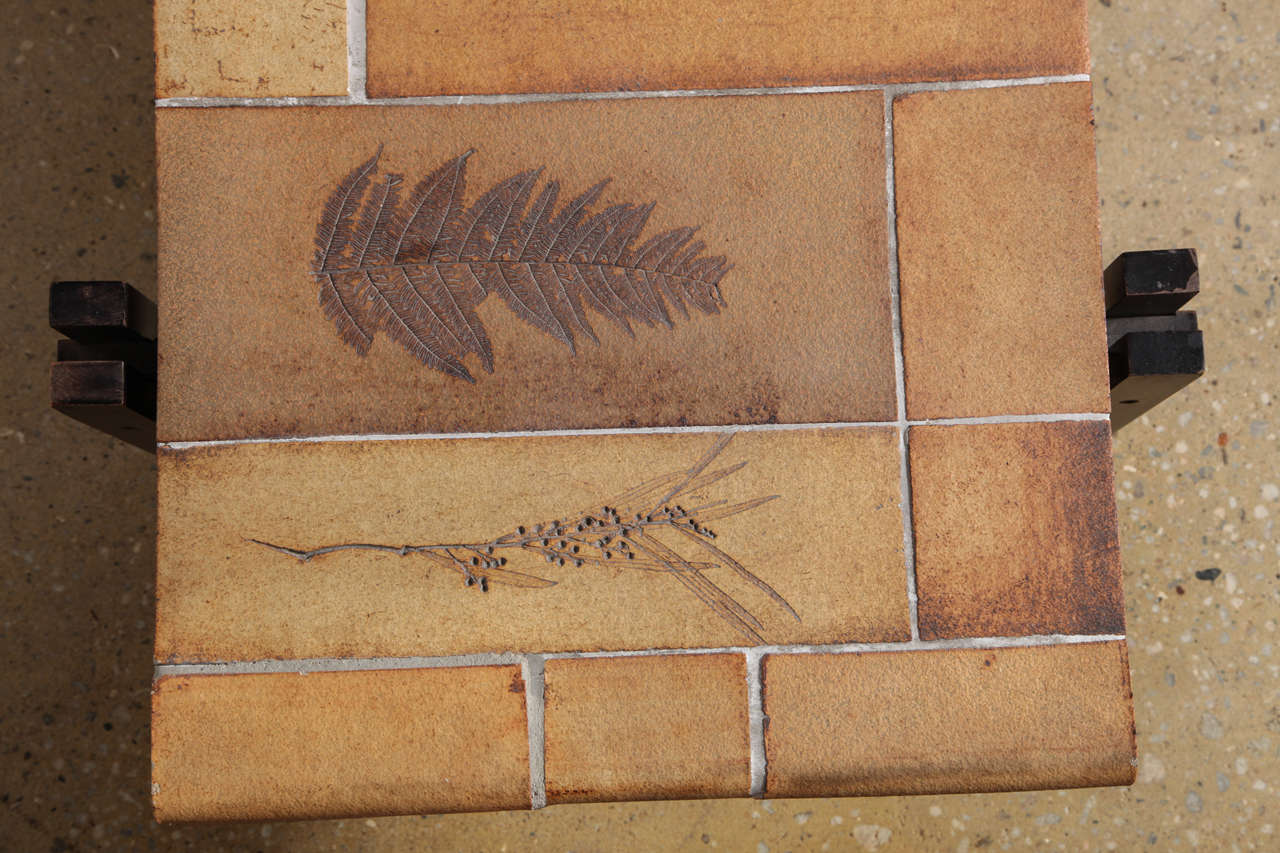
xmin=1105 ymin=250 xmax=1205 ymax=431
xmin=50 ymin=280 xmax=157 ymax=343
xmin=1104 ymin=248 xmax=1199 ymax=318
xmin=49 ymin=281 xmax=157 ymax=453
xmin=1108 ymin=323 xmax=1205 ymax=431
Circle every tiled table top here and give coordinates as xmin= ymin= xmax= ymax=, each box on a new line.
xmin=150 ymin=0 xmax=1135 ymax=822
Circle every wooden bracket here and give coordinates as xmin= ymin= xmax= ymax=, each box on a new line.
xmin=1105 ymin=250 xmax=1205 ymax=431
xmin=49 ymin=281 xmax=157 ymax=452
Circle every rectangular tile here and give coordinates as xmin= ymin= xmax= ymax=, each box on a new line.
xmin=544 ymin=654 xmax=749 ymax=803
xmin=154 ymin=94 xmax=894 ymax=442
xmin=156 ymin=427 xmax=908 ymax=661
xmin=154 ymin=0 xmax=348 ymax=98
xmin=762 ymin=642 xmax=1137 ymax=797
xmin=151 ymin=666 xmax=530 ymax=821
xmin=909 ymin=421 xmax=1125 ymax=640
xmin=895 ymin=82 xmax=1110 ymax=419
xmin=365 ymin=0 xmax=1089 ymax=97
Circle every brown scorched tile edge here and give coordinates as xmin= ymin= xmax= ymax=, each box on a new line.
xmin=910 ymin=420 xmax=1126 ymax=641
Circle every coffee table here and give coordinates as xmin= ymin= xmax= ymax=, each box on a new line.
xmin=149 ymin=0 xmax=1135 ymax=821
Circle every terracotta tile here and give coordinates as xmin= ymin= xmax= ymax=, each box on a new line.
xmin=544 ymin=654 xmax=748 ymax=803
xmin=909 ymin=421 xmax=1124 ymax=639
xmin=151 ymin=665 xmax=530 ymax=822
xmin=154 ymin=0 xmax=347 ymax=98
xmin=366 ymin=0 xmax=1088 ymax=97
xmin=157 ymin=427 xmax=908 ymax=661
xmin=763 ymin=641 xmax=1136 ymax=797
xmin=895 ymin=83 xmax=1111 ymax=419
xmin=154 ymin=95 xmax=894 ymax=441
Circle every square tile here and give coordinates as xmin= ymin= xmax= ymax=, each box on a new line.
xmin=895 ymin=83 xmax=1110 ymax=419
xmin=151 ymin=666 xmax=530 ymax=821
xmin=910 ymin=421 xmax=1125 ymax=639
xmin=156 ymin=427 xmax=909 ymax=661
xmin=366 ymin=0 xmax=1089 ymax=97
xmin=155 ymin=94 xmax=894 ymax=441
xmin=154 ymin=0 xmax=347 ymax=98
xmin=762 ymin=642 xmax=1136 ymax=796
xmin=544 ymin=654 xmax=749 ymax=803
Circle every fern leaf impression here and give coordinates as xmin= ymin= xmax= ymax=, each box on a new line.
xmin=313 ymin=149 xmax=732 ymax=381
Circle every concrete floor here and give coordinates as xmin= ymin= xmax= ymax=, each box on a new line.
xmin=2 ymin=0 xmax=1276 ymax=849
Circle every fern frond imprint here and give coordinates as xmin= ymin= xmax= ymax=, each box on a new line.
xmin=313 ymin=147 xmax=733 ymax=381
xmin=250 ymin=434 xmax=797 ymax=643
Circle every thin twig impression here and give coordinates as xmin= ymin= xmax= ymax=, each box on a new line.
xmin=251 ymin=434 xmax=797 ymax=643
xmin=313 ymin=147 xmax=733 ymax=381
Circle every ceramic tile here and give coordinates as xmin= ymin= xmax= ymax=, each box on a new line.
xmin=910 ymin=421 xmax=1125 ymax=639
xmin=365 ymin=0 xmax=1089 ymax=97
xmin=154 ymin=94 xmax=894 ymax=442
xmin=151 ymin=665 xmax=530 ymax=822
xmin=762 ymin=641 xmax=1136 ymax=797
xmin=154 ymin=0 xmax=347 ymax=98
xmin=543 ymin=654 xmax=749 ymax=804
xmin=156 ymin=427 xmax=908 ymax=661
xmin=895 ymin=82 xmax=1111 ymax=419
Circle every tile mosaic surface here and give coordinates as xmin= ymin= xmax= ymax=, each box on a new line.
xmin=143 ymin=0 xmax=1130 ymax=823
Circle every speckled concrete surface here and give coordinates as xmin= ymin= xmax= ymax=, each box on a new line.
xmin=2 ymin=0 xmax=1276 ymax=849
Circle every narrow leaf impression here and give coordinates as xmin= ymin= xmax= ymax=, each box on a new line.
xmin=251 ymin=433 xmax=795 ymax=642
xmin=313 ymin=149 xmax=732 ymax=379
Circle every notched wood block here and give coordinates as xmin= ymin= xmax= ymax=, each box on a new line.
xmin=1104 ymin=248 xmax=1200 ymax=318
xmin=49 ymin=281 xmax=156 ymax=343
xmin=156 ymin=428 xmax=908 ymax=661
xmin=895 ymin=82 xmax=1110 ymax=419
xmin=543 ymin=654 xmax=749 ymax=804
xmin=155 ymin=94 xmax=894 ymax=441
xmin=154 ymin=0 xmax=347 ymax=98
xmin=762 ymin=642 xmax=1137 ymax=797
xmin=366 ymin=0 xmax=1089 ymax=97
xmin=910 ymin=421 xmax=1125 ymax=640
xmin=151 ymin=666 xmax=531 ymax=822
xmin=1109 ymin=327 xmax=1206 ymax=430
xmin=50 ymin=361 xmax=157 ymax=451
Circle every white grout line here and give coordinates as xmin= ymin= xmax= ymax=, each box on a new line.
xmin=152 ymin=74 xmax=1091 ymax=109
xmin=153 ymin=634 xmax=1126 ymax=676
xmin=745 ymin=649 xmax=766 ymax=797
xmin=521 ymin=655 xmax=547 ymax=810
xmin=909 ymin=413 xmax=1111 ymax=426
xmin=883 ymin=92 xmax=906 ymax=430
xmin=157 ymin=412 xmax=1111 ymax=451
xmin=346 ymin=0 xmax=367 ymax=102
xmin=882 ymin=90 xmax=920 ymax=642
xmin=884 ymin=74 xmax=1091 ymax=96
xmin=155 ymin=652 xmax=524 ymax=675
